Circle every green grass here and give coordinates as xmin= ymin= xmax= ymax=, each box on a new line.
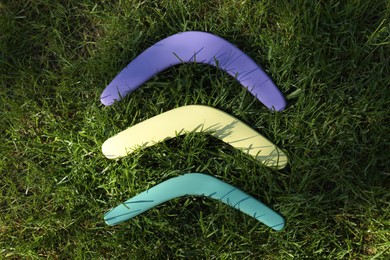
xmin=1 ymin=0 xmax=389 ymax=258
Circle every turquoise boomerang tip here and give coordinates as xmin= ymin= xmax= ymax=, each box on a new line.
xmin=104 ymin=173 xmax=285 ymax=231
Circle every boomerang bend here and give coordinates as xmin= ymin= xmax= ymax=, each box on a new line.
xmin=102 ymin=105 xmax=287 ymax=169
xmin=104 ymin=173 xmax=285 ymax=231
xmin=100 ymin=31 xmax=286 ymax=111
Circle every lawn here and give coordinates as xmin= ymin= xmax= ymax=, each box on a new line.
xmin=0 ymin=0 xmax=389 ymax=258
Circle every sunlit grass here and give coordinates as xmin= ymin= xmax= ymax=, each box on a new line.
xmin=0 ymin=0 xmax=389 ymax=258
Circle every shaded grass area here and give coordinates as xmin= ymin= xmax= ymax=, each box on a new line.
xmin=1 ymin=0 xmax=389 ymax=258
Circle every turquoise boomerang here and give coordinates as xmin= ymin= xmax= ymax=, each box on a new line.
xmin=104 ymin=173 xmax=285 ymax=231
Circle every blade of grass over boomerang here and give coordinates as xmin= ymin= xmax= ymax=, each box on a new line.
xmin=100 ymin=31 xmax=286 ymax=111
xmin=104 ymin=173 xmax=285 ymax=231
xmin=102 ymin=105 xmax=287 ymax=169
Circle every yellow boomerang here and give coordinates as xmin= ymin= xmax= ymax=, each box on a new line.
xmin=102 ymin=105 xmax=287 ymax=169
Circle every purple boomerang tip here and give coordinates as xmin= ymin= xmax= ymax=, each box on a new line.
xmin=100 ymin=31 xmax=286 ymax=111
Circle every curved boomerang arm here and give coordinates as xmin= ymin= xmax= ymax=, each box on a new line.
xmin=104 ymin=173 xmax=285 ymax=231
xmin=102 ymin=105 xmax=288 ymax=169
xmin=100 ymin=31 xmax=286 ymax=111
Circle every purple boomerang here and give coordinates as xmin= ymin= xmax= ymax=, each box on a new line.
xmin=100 ymin=31 xmax=286 ymax=111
